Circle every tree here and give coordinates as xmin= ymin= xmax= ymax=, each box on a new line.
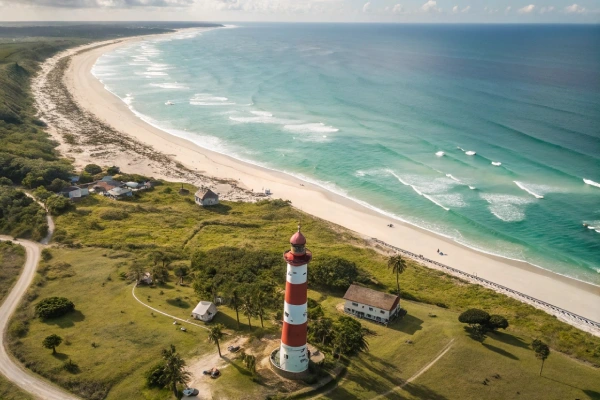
xmin=332 ymin=316 xmax=369 ymax=359
xmin=174 ymin=266 xmax=189 ymax=285
xmin=487 ymin=315 xmax=509 ymax=331
xmin=240 ymin=295 xmax=256 ymax=328
xmin=458 ymin=309 xmax=491 ymax=341
xmin=45 ymin=194 xmax=72 ymax=215
xmin=151 ymin=264 xmax=169 ymax=285
xmin=35 ymin=297 xmax=75 ymax=319
xmin=532 ymin=339 xmax=550 ymax=376
xmin=309 ymin=256 xmax=359 ymax=289
xmin=161 ymin=345 xmax=191 ymax=398
xmin=308 ymin=318 xmax=333 ymax=345
xmin=47 ymin=178 xmax=68 ymax=192
xmin=128 ymin=261 xmax=145 ymax=283
xmin=240 ymin=352 xmax=256 ymax=375
xmin=33 ymin=186 xmax=52 ymax=203
xmin=255 ymin=291 xmax=266 ymax=328
xmin=107 ymin=166 xmax=120 ymax=175
xmin=387 ymin=255 xmax=407 ymax=296
xmin=208 ymin=324 xmax=225 ymax=357
xmin=84 ymin=164 xmax=102 ymax=175
xmin=42 ymin=334 xmax=62 ymax=354
xmin=231 ymin=290 xmax=241 ymax=330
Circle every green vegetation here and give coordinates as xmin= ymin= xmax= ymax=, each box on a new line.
xmin=7 ymin=183 xmax=600 ymax=399
xmin=0 ymin=240 xmax=25 ymax=300
xmin=42 ymin=334 xmax=63 ymax=354
xmin=34 ymin=297 xmax=75 ymax=319
xmin=208 ymin=324 xmax=225 ymax=357
xmin=0 ymin=187 xmax=47 ymax=240
xmin=387 ymin=254 xmax=408 ymax=296
xmin=160 ymin=345 xmax=191 ymax=398
xmin=532 ymin=339 xmax=551 ymax=376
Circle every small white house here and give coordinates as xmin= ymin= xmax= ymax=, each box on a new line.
xmin=343 ymin=284 xmax=400 ymax=325
xmin=191 ymin=301 xmax=218 ymax=322
xmin=194 ymin=188 xmax=219 ymax=207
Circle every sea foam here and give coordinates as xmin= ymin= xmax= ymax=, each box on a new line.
xmin=583 ymin=178 xmax=600 ymax=188
xmin=283 ymin=123 xmax=339 ymax=134
xmin=514 ymin=181 xmax=544 ymax=199
xmin=480 ymin=194 xmax=533 ymax=222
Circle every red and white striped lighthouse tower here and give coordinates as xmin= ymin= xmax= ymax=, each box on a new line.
xmin=279 ymin=225 xmax=312 ymax=374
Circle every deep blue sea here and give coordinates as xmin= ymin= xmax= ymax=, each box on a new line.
xmin=93 ymin=24 xmax=600 ymax=285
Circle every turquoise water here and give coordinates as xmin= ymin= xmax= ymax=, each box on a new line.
xmin=93 ymin=24 xmax=600 ymax=284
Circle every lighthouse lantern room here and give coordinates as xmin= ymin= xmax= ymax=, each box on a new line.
xmin=279 ymin=225 xmax=312 ymax=375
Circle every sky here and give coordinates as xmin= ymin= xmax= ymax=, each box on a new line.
xmin=1 ymin=0 xmax=599 ymax=22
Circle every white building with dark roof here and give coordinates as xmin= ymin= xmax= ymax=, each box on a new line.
xmin=195 ymin=188 xmax=219 ymax=206
xmin=343 ymin=284 xmax=400 ymax=325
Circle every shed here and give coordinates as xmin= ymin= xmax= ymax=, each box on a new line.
xmin=195 ymin=188 xmax=219 ymax=207
xmin=125 ymin=182 xmax=140 ymax=189
xmin=107 ymin=187 xmax=133 ymax=199
xmin=191 ymin=301 xmax=218 ymax=322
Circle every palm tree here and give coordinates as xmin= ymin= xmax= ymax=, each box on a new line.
xmin=161 ymin=345 xmax=191 ymax=398
xmin=208 ymin=324 xmax=225 ymax=357
xmin=231 ymin=290 xmax=241 ymax=330
xmin=255 ymin=291 xmax=266 ymax=328
xmin=387 ymin=254 xmax=407 ymax=296
xmin=240 ymin=295 xmax=256 ymax=328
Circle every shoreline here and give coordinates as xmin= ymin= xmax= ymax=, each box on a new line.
xmin=40 ymin=29 xmax=600 ymax=328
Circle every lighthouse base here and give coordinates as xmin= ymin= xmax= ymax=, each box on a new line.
xmin=269 ymin=349 xmax=310 ymax=380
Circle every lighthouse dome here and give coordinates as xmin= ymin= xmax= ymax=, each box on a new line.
xmin=290 ymin=231 xmax=306 ymax=245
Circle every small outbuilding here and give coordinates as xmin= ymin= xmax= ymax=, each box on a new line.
xmin=107 ymin=187 xmax=133 ymax=199
xmin=191 ymin=301 xmax=218 ymax=322
xmin=195 ymin=188 xmax=219 ymax=207
xmin=343 ymin=284 xmax=400 ymax=325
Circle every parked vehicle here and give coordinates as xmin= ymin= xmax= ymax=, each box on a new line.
xmin=227 ymin=345 xmax=240 ymax=353
xmin=182 ymin=387 xmax=199 ymax=397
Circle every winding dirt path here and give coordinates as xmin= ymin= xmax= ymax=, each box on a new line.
xmin=0 ymin=237 xmax=79 ymax=400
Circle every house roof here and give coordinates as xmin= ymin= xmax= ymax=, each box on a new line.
xmin=108 ymin=187 xmax=132 ymax=196
xmin=195 ymin=188 xmax=219 ymax=200
xmin=94 ymin=181 xmax=120 ymax=191
xmin=343 ymin=284 xmax=399 ymax=311
xmin=192 ymin=301 xmax=217 ymax=316
xmin=125 ymin=182 xmax=139 ymax=188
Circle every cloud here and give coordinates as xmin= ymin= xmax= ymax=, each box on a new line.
xmin=505 ymin=5 xmax=511 ymax=13
xmin=392 ymin=3 xmax=404 ymax=13
xmin=517 ymin=4 xmax=535 ymax=13
xmin=362 ymin=1 xmax=370 ymax=12
xmin=452 ymin=5 xmax=457 ymax=13
xmin=539 ymin=5 xmax=554 ymax=13
xmin=420 ymin=0 xmax=440 ymax=13
xmin=564 ymin=3 xmax=586 ymax=13
xmin=461 ymin=5 xmax=470 ymax=12
xmin=11 ymin=0 xmax=193 ymax=7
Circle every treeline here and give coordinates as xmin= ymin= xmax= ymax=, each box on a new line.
xmin=0 ymin=186 xmax=48 ymax=240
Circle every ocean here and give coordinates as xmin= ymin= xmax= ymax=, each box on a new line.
xmin=92 ymin=23 xmax=600 ymax=285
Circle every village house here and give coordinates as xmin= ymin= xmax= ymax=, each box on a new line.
xmin=60 ymin=186 xmax=89 ymax=201
xmin=343 ymin=284 xmax=400 ymax=325
xmin=140 ymin=272 xmax=153 ymax=285
xmin=195 ymin=188 xmax=219 ymax=206
xmin=191 ymin=301 xmax=218 ymax=322
xmin=107 ymin=187 xmax=133 ymax=200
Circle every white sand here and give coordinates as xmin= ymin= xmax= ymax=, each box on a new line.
xmin=48 ymin=31 xmax=600 ymax=329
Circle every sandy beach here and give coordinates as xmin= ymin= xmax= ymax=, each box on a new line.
xmin=35 ymin=29 xmax=600 ymax=331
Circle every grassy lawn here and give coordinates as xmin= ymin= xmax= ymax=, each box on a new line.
xmin=7 ymin=181 xmax=600 ymax=399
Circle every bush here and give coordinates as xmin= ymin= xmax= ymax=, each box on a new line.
xmin=309 ymin=256 xmax=359 ymax=290
xmin=145 ymin=362 xmax=166 ymax=388
xmin=34 ymin=297 xmax=75 ymax=319
xmin=63 ymin=358 xmax=80 ymax=373
xmin=99 ymin=209 xmax=129 ymax=220
xmin=84 ymin=164 xmax=102 ymax=175
xmin=0 ymin=177 xmax=12 ymax=186
xmin=488 ymin=315 xmax=509 ymax=331
xmin=106 ymin=166 xmax=120 ymax=175
xmin=458 ymin=308 xmax=490 ymax=327
xmin=41 ymin=248 xmax=53 ymax=261
xmin=46 ymin=194 xmax=72 ymax=215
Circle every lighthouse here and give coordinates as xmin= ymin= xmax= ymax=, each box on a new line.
xmin=279 ymin=225 xmax=312 ymax=375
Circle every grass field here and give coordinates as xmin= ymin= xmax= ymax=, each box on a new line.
xmin=7 ymin=182 xmax=600 ymax=399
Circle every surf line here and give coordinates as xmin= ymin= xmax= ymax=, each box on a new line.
xmin=513 ymin=181 xmax=544 ymax=199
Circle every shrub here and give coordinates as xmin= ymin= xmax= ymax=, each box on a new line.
xmin=0 ymin=177 xmax=12 ymax=186
xmin=488 ymin=315 xmax=509 ymax=331
xmin=63 ymin=359 xmax=80 ymax=373
xmin=106 ymin=166 xmax=120 ymax=175
xmin=98 ymin=209 xmax=129 ymax=221
xmin=458 ymin=308 xmax=490 ymax=327
xmin=309 ymin=256 xmax=359 ymax=290
xmin=34 ymin=297 xmax=75 ymax=319
xmin=84 ymin=164 xmax=102 ymax=175
xmin=46 ymin=194 xmax=72 ymax=215
xmin=41 ymin=248 xmax=53 ymax=261
xmin=145 ymin=362 xmax=166 ymax=388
